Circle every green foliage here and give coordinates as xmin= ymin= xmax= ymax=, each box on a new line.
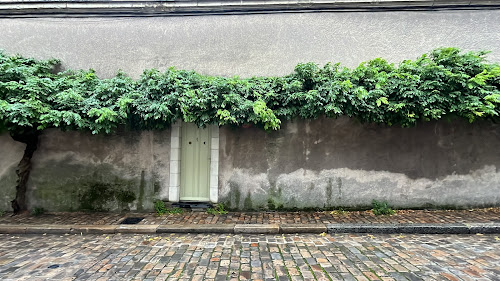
xmin=31 ymin=207 xmax=45 ymax=216
xmin=207 ymin=203 xmax=228 ymax=215
xmin=371 ymin=200 xmax=396 ymax=216
xmin=154 ymin=200 xmax=168 ymax=215
xmin=154 ymin=200 xmax=184 ymax=215
xmin=1 ymin=48 xmax=500 ymax=135
xmin=0 ymin=210 xmax=5 ymax=217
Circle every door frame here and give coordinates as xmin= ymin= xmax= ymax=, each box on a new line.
xmin=168 ymin=121 xmax=219 ymax=203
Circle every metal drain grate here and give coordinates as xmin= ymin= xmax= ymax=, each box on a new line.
xmin=120 ymin=217 xmax=144 ymax=224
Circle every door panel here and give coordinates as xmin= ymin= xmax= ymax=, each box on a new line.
xmin=180 ymin=123 xmax=211 ymax=201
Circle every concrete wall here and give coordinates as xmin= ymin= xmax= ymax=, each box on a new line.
xmin=0 ymin=10 xmax=499 ymax=79
xmin=0 ymin=129 xmax=170 ymax=212
xmin=219 ymin=117 xmax=500 ymax=210
xmin=3 ymin=116 xmax=499 ymax=211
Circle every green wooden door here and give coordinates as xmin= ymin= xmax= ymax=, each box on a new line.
xmin=180 ymin=123 xmax=211 ymax=201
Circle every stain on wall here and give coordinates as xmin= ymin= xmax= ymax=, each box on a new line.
xmin=219 ymin=117 xmax=500 ymax=209
xmin=0 ymin=128 xmax=171 ymax=212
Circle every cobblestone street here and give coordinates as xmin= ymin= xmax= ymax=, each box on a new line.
xmin=0 ymin=233 xmax=498 ymax=281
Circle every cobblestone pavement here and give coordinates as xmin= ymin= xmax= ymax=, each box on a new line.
xmin=0 ymin=208 xmax=499 ymax=225
xmin=0 ymin=233 xmax=498 ymax=281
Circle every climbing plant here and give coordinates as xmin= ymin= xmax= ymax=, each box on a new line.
xmin=1 ymin=47 xmax=499 ymax=213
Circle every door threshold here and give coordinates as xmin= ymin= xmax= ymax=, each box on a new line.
xmin=173 ymin=201 xmax=213 ymax=210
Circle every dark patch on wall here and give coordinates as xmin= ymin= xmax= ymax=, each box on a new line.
xmin=153 ymin=181 xmax=161 ymax=193
xmin=326 ymin=178 xmax=333 ymax=207
xmin=79 ymin=181 xmax=136 ymax=211
xmin=137 ymin=171 xmax=146 ymax=211
xmin=79 ymin=182 xmax=114 ymax=211
xmin=336 ymin=177 xmax=342 ymax=202
xmin=220 ymin=117 xmax=500 ymax=180
xmin=225 ymin=127 xmax=269 ymax=174
xmin=243 ymin=191 xmax=253 ymax=210
xmin=267 ymin=183 xmax=284 ymax=210
xmin=225 ymin=181 xmax=241 ymax=210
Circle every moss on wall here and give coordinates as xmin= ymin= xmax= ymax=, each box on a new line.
xmin=28 ymin=161 xmax=158 ymax=211
xmin=78 ymin=181 xmax=136 ymax=211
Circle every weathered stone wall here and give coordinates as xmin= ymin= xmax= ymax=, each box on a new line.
xmin=4 ymin=117 xmax=499 ymax=212
xmin=1 ymin=129 xmax=170 ymax=212
xmin=219 ymin=117 xmax=500 ymax=210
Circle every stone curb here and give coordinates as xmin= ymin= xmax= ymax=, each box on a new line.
xmin=116 ymin=224 xmax=159 ymax=234
xmin=327 ymin=223 xmax=500 ymax=234
xmin=24 ymin=225 xmax=73 ymax=234
xmin=0 ymin=225 xmax=27 ymax=234
xmin=234 ymin=224 xmax=280 ymax=234
xmin=0 ymin=223 xmax=499 ymax=235
xmin=71 ymin=225 xmax=117 ymax=234
xmin=280 ymin=224 xmax=327 ymax=234
xmin=157 ymin=224 xmax=236 ymax=233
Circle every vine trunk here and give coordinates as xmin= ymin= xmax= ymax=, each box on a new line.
xmin=11 ymin=130 xmax=39 ymax=214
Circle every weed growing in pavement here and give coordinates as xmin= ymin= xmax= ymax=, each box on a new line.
xmin=207 ymin=203 xmax=228 ymax=215
xmin=154 ymin=200 xmax=168 ymax=215
xmin=154 ymin=200 xmax=184 ymax=215
xmin=372 ymin=200 xmax=396 ymax=215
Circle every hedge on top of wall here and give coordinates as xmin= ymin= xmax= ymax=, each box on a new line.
xmin=1 ymin=47 xmax=500 ymax=136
